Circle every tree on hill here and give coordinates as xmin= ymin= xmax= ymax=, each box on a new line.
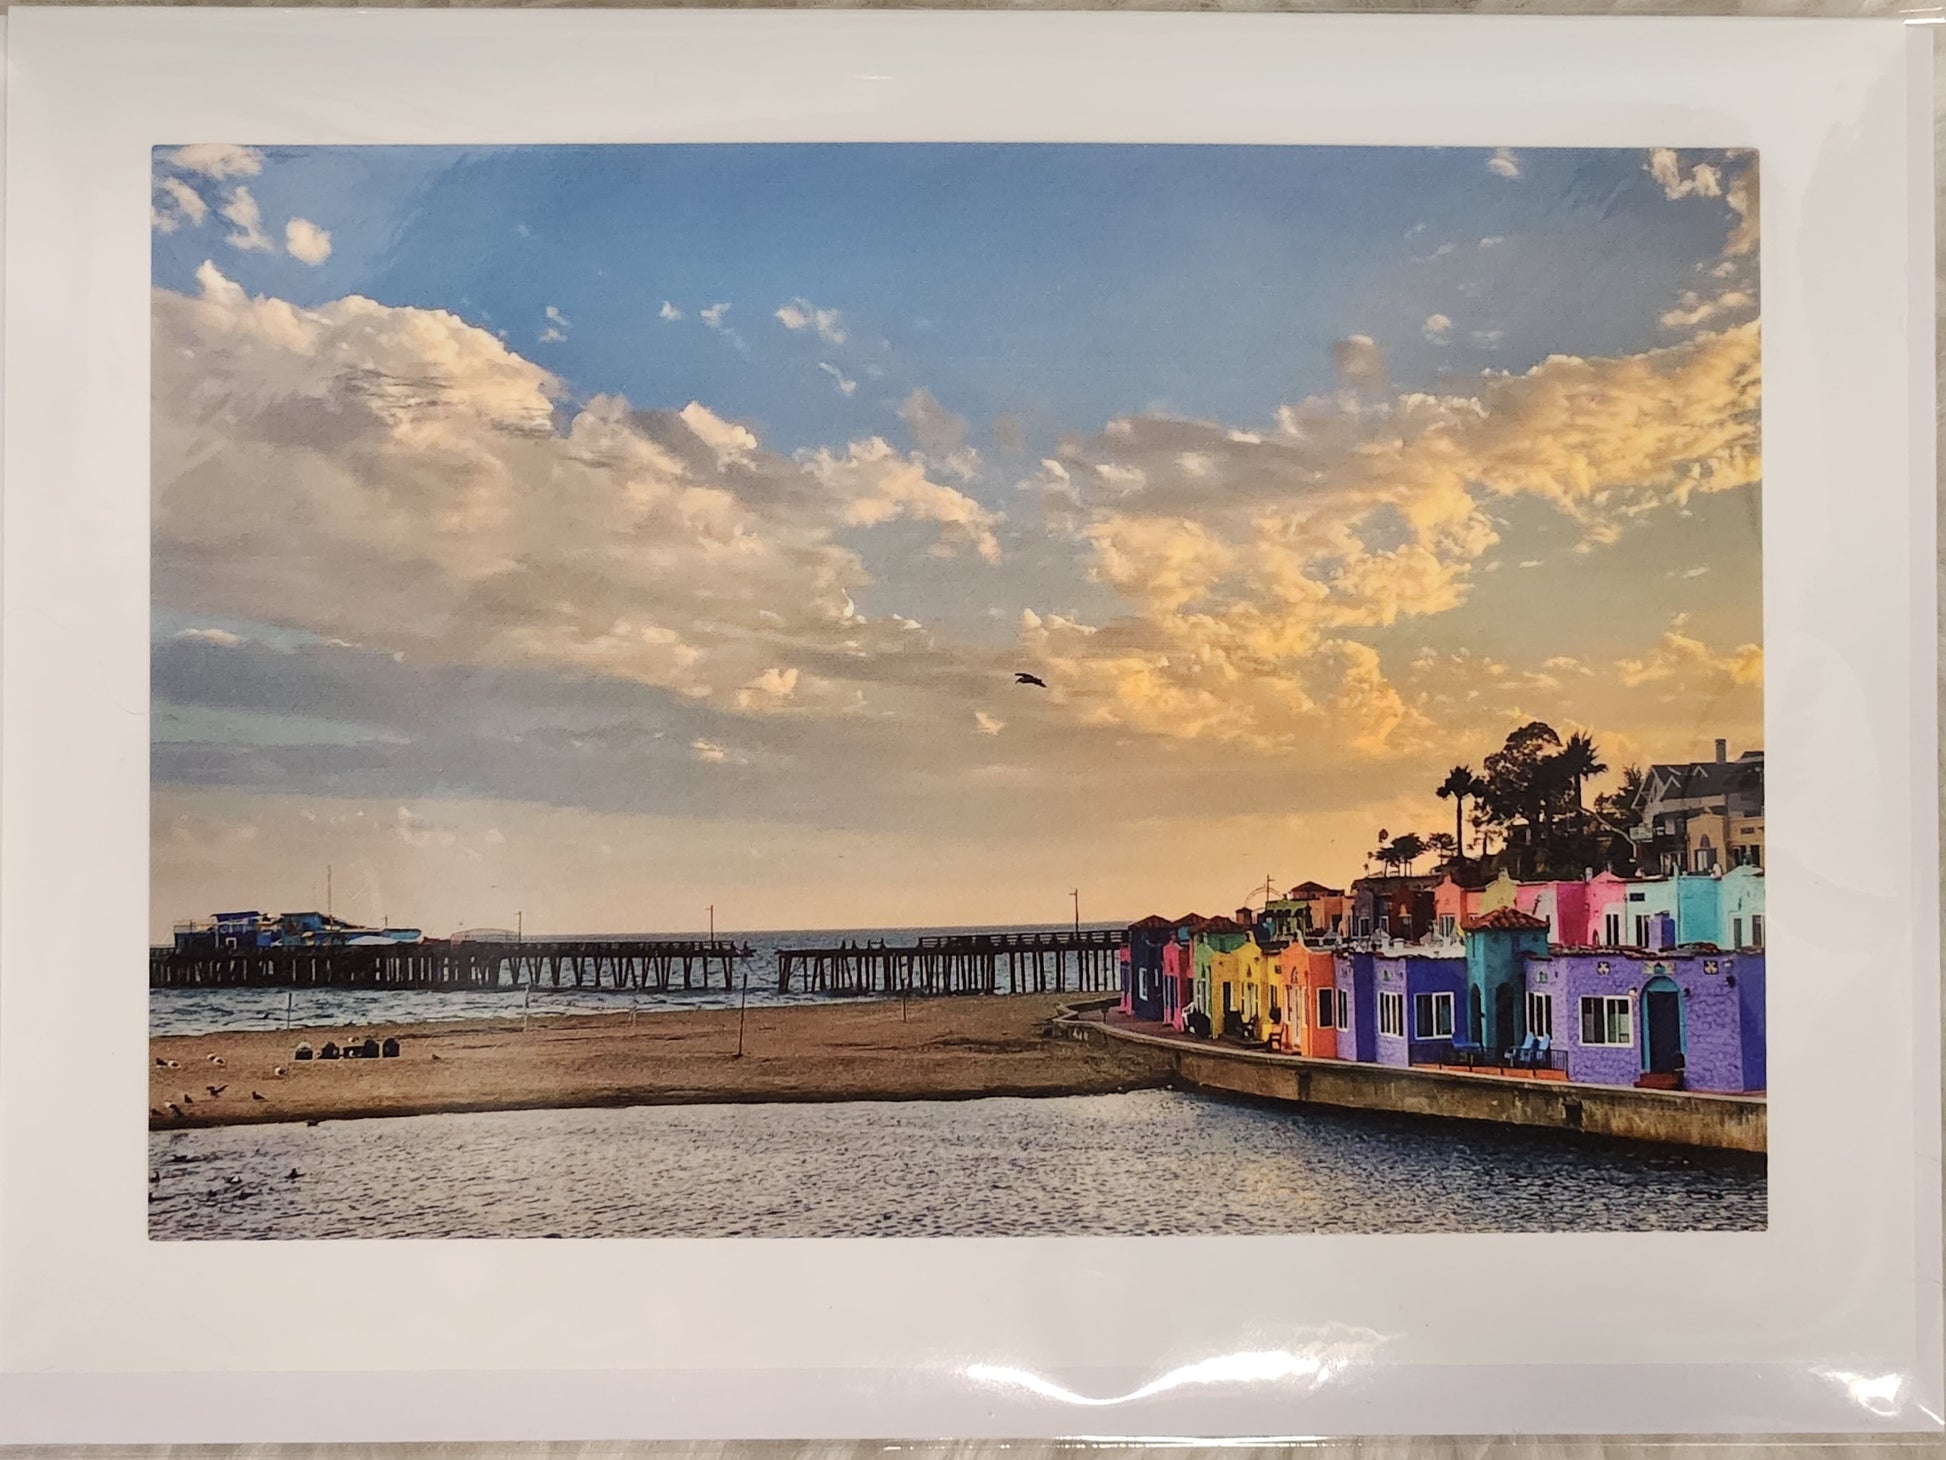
xmin=1435 ymin=764 xmax=1489 ymax=857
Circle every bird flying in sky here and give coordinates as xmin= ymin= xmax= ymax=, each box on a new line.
xmin=1015 ymin=673 xmax=1047 ymax=688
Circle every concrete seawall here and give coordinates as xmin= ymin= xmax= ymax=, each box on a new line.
xmin=1052 ymin=1005 xmax=1766 ymax=1154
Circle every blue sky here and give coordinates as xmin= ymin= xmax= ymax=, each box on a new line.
xmin=152 ymin=144 xmax=1739 ymax=465
xmin=149 ymin=142 xmax=1762 ymax=934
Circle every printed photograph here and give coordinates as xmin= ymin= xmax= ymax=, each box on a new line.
xmin=149 ymin=142 xmax=1764 ymax=1238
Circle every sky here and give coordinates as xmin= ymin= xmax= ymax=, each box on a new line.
xmin=150 ymin=142 xmax=1762 ymax=939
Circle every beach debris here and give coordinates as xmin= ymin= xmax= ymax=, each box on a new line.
xmin=150 ymin=1170 xmax=160 ymax=1183
xmin=358 ymin=1037 xmax=381 ymax=1059
xmin=305 ymin=1118 xmax=323 ymax=1127
xmin=381 ymin=1037 xmax=401 ymax=1058
xmin=251 ymin=1090 xmax=266 ymax=1101
xmin=206 ymin=1084 xmax=226 ymax=1097
xmin=224 ymin=1175 xmax=243 ymax=1185
xmin=293 ymin=1044 xmax=314 ymax=1061
xmin=431 ymin=1053 xmax=443 ymax=1062
xmin=320 ymin=1042 xmax=341 ymax=1060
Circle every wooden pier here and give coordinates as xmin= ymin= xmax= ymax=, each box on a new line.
xmin=149 ymin=938 xmax=752 ymax=992
xmin=777 ymin=929 xmax=1125 ymax=997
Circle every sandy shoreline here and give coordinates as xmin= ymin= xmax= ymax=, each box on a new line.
xmin=148 ymin=994 xmax=1160 ymax=1129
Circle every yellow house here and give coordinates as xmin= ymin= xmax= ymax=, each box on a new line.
xmin=1478 ymin=869 xmax=1522 ymax=914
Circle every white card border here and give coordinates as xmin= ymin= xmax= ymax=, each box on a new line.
xmin=0 ymin=6 xmax=1937 ymax=1439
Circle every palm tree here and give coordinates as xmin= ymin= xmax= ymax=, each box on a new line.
xmin=1435 ymin=765 xmax=1487 ymax=858
xmin=1389 ymin=833 xmax=1427 ymax=875
xmin=1555 ymin=732 xmax=1609 ymax=814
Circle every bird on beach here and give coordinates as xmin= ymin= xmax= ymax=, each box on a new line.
xmin=285 ymin=1168 xmax=301 ymax=1181
xmin=272 ymin=1065 xmax=287 ymax=1078
xmin=180 ymin=1093 xmax=194 ymax=1105
xmin=207 ymin=1084 xmax=226 ymax=1098
xmin=150 ymin=1170 xmax=160 ymax=1184
xmin=155 ymin=1057 xmax=169 ymax=1067
xmin=431 ymin=1054 xmax=443 ymax=1062
xmin=163 ymin=1059 xmax=180 ymax=1069
xmin=166 ymin=1103 xmax=183 ymax=1119
xmin=305 ymin=1118 xmax=322 ymax=1127
xmin=1014 ymin=672 xmax=1048 ymax=688
xmin=251 ymin=1091 xmax=266 ymax=1101
xmin=207 ymin=1055 xmax=226 ymax=1067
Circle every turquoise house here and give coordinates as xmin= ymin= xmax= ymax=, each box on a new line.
xmin=1463 ymin=907 xmax=1551 ymax=1056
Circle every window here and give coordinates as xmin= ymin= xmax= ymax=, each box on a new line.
xmin=1579 ymin=995 xmax=1632 ymax=1046
xmin=1526 ymin=990 xmax=1553 ymax=1038
xmin=1335 ymin=988 xmax=1350 ymax=1029
xmin=1437 ymin=915 xmax=1456 ymax=940
xmin=1732 ymin=917 xmax=1743 ymax=949
xmin=1317 ymin=988 xmax=1334 ymax=1028
xmin=1603 ymin=912 xmax=1621 ymax=947
xmin=1634 ymin=915 xmax=1649 ymax=947
xmin=1412 ymin=991 xmax=1454 ymax=1039
xmin=1751 ymin=914 xmax=1764 ymax=948
xmin=1379 ymin=990 xmax=1405 ymax=1037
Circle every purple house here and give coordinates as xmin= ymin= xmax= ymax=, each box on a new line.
xmin=1524 ymin=948 xmax=1766 ymax=1092
xmin=1332 ymin=950 xmax=1378 ymax=1063
xmin=1372 ymin=953 xmax=1470 ymax=1067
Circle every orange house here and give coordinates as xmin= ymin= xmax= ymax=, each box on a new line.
xmin=1277 ymin=942 xmax=1339 ymax=1058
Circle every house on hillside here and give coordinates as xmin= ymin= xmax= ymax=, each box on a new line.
xmin=1632 ymin=740 xmax=1765 ymax=876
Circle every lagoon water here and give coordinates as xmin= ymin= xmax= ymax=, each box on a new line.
xmin=148 ymin=1088 xmax=1764 ymax=1238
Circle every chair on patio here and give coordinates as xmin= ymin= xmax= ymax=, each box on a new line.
xmin=1504 ymin=1033 xmax=1538 ymax=1069
xmin=1449 ymin=1034 xmax=1487 ymax=1069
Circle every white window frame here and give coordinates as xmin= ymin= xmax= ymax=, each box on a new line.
xmin=1378 ymin=990 xmax=1405 ymax=1037
xmin=1411 ymin=990 xmax=1454 ymax=1040
xmin=1604 ymin=912 xmax=1621 ymax=946
xmin=1526 ymin=990 xmax=1553 ymax=1039
xmin=1334 ymin=987 xmax=1350 ymax=1030
xmin=1579 ymin=994 xmax=1632 ymax=1046
xmin=1752 ymin=914 xmax=1765 ymax=948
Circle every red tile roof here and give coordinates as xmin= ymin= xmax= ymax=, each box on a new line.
xmin=1462 ymin=907 xmax=1549 ymax=932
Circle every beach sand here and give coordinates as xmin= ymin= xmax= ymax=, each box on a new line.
xmin=147 ymin=994 xmax=1161 ymax=1129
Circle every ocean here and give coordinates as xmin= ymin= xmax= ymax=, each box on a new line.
xmin=149 ymin=921 xmax=1120 ymax=1036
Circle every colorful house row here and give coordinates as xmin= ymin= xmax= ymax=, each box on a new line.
xmin=1119 ymin=898 xmax=1765 ymax=1093
xmin=1432 ymin=866 xmax=1765 ymax=953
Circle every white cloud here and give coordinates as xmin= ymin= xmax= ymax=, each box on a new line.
xmin=169 ymin=144 xmax=264 ymax=181
xmin=658 ymin=301 xmax=682 ymax=322
xmin=1421 ymin=313 xmax=1453 ymax=344
xmin=1470 ymin=328 xmax=1506 ymax=348
xmin=700 ymin=303 xmax=731 ymax=329
xmin=152 ymin=176 xmax=209 ymax=234
xmin=1478 ymin=235 xmax=1506 ymax=249
xmin=974 ymin=711 xmax=1005 ymax=736
xmin=174 ymin=626 xmax=244 ymax=648
xmin=539 ymin=304 xmax=570 ymax=344
xmin=153 ymin=266 xmax=1008 ymax=712
xmin=1617 ymin=616 xmax=1762 ymax=690
xmin=1646 ymin=148 xmax=1723 ymax=202
xmin=775 ymin=297 xmax=847 ymax=345
xmin=284 ymin=217 xmax=332 ymax=265
xmin=1487 ymin=147 xmax=1522 ymax=179
xmin=220 ymin=186 xmax=274 ymax=252
xmin=1659 ymin=288 xmax=1754 ymax=331
xmin=818 ymin=362 xmax=858 ymax=398
xmin=735 ymin=666 xmax=800 ymax=712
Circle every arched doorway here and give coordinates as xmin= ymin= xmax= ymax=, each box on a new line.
xmin=1642 ymin=973 xmax=1683 ymax=1075
xmin=1469 ymin=986 xmax=1484 ymax=1046
xmin=1492 ymin=983 xmax=1515 ymax=1053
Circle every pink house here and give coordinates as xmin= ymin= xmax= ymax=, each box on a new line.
xmin=1432 ymin=871 xmax=1488 ymax=941
xmin=1526 ymin=872 xmax=1637 ymax=947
